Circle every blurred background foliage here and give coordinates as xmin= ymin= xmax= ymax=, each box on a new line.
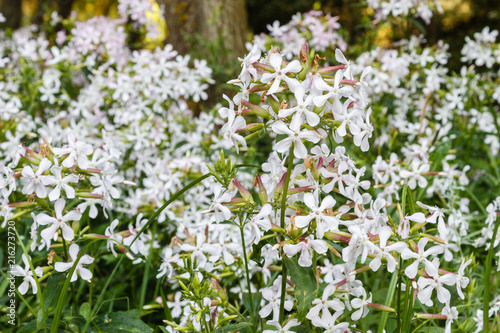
xmin=1 ymin=0 xmax=499 ymax=106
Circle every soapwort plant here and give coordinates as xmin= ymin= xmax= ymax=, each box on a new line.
xmin=1 ymin=2 xmax=500 ymax=333
xmin=161 ymin=42 xmax=475 ymax=332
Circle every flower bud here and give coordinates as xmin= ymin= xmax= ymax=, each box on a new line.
xmin=267 ymin=95 xmax=281 ymax=113
xmin=286 ymin=216 xmax=301 ymax=240
xmin=254 ymin=174 xmax=267 ymax=204
xmin=75 ymin=191 xmax=105 ymax=199
xmin=273 ymin=172 xmax=287 ymax=200
xmin=366 ymin=303 xmax=396 ymax=313
xmin=210 ymin=278 xmax=228 ymax=303
xmin=240 ymin=100 xmax=272 ymax=119
xmin=232 ymin=179 xmax=254 ymax=203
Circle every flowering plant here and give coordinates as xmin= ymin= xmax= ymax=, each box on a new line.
xmin=1 ymin=1 xmax=500 ymax=333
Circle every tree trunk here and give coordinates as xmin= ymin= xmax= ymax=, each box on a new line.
xmin=194 ymin=0 xmax=248 ymax=57
xmin=0 ymin=0 xmax=22 ymax=29
xmin=32 ymin=0 xmax=74 ymax=26
xmin=159 ymin=0 xmax=248 ymax=57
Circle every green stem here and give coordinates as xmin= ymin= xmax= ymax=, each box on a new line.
xmin=14 ymin=228 xmax=46 ymax=332
xmin=378 ymin=270 xmax=399 ymax=333
xmin=240 ymin=224 xmax=254 ymax=315
xmin=483 ymin=215 xmax=500 ymax=333
xmin=139 ymin=222 xmax=157 ymax=310
xmin=81 ymin=173 xmax=210 ymax=333
xmin=50 ymin=240 xmax=100 ymax=333
xmin=396 ymin=268 xmax=402 ymax=332
xmin=62 ymin=237 xmax=79 ymax=313
xmin=279 ymin=144 xmax=294 ymax=325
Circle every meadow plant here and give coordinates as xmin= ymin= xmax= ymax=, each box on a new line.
xmin=1 ymin=1 xmax=500 ymax=333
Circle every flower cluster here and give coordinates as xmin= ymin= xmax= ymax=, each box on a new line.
xmin=151 ymin=41 xmax=473 ymax=332
xmin=251 ymin=11 xmax=346 ymax=60
xmin=2 ymin=4 xmax=500 ymax=333
xmin=367 ymin=0 xmax=443 ymax=24
xmin=0 ymin=4 xmax=218 ymax=300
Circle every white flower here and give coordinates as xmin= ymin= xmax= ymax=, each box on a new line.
xmin=442 ymin=305 xmax=458 ymax=333
xmin=335 ymin=48 xmax=353 ymax=80
xmin=261 ymin=52 xmax=301 ymax=94
xmin=238 ymin=43 xmax=261 ymax=85
xmin=210 ymin=183 xmax=236 ymax=222
xmin=351 ymin=289 xmax=371 ymax=321
xmin=214 ymin=230 xmax=240 ymax=265
xmin=166 ymin=292 xmax=188 ymax=318
xmin=37 ymin=198 xmax=82 ymax=242
xmin=53 ymin=134 xmax=93 ymax=169
xmin=279 ymin=85 xmax=319 ymax=128
xmin=259 ymin=276 xmax=293 ymax=321
xmin=105 ymin=219 xmax=123 ymax=257
xmin=263 ymin=319 xmax=300 ymax=333
xmin=455 ymin=258 xmax=472 ymax=299
xmin=283 ymin=238 xmax=328 ymax=267
xmin=306 ymin=284 xmax=345 ymax=323
xmin=221 ymin=108 xmax=247 ymax=154
xmin=271 ymin=120 xmax=321 ymax=159
xmin=156 ymin=247 xmax=180 ymax=279
xmin=295 ymin=192 xmax=338 ymax=238
xmin=11 ymin=254 xmax=43 ymax=295
xmin=369 ymin=226 xmax=407 ymax=272
xmin=416 ymin=201 xmax=448 ymax=236
xmin=246 ymin=204 xmax=273 ymax=244
xmin=313 ymin=69 xmax=353 ymax=109
xmin=343 ymin=166 xmax=370 ymax=204
xmin=400 ymin=160 xmax=430 ymax=190
xmin=21 ymin=158 xmax=52 ymax=198
xmin=397 ymin=212 xmax=426 ymax=239
xmin=54 ymin=244 xmax=94 ymax=282
xmin=0 ymin=165 xmax=16 ymax=196
xmin=417 ymin=270 xmax=455 ymax=306
xmin=180 ymin=234 xmax=217 ymax=269
xmin=401 ymin=237 xmax=443 ymax=279
xmin=350 ymin=107 xmax=373 ymax=152
xmin=45 ymin=165 xmax=79 ymax=201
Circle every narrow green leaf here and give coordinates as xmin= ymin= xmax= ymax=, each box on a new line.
xmin=79 ymin=302 xmax=91 ymax=322
xmin=215 ymin=322 xmax=253 ymax=333
xmin=42 ymin=274 xmax=66 ymax=314
xmin=242 ymin=291 xmax=262 ymax=317
xmin=283 ymin=256 xmax=318 ymax=321
xmin=91 ymin=312 xmax=153 ymax=332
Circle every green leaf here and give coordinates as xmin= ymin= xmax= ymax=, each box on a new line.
xmin=296 ymin=325 xmax=314 ymax=333
xmin=283 ymin=256 xmax=318 ymax=322
xmin=408 ymin=18 xmax=426 ymax=34
xmin=19 ymin=319 xmax=56 ymax=333
xmin=36 ymin=309 xmax=44 ymax=331
xmin=91 ymin=312 xmax=153 ymax=332
xmin=415 ymin=328 xmax=444 ymax=333
xmin=153 ymin=326 xmax=169 ymax=333
xmin=79 ymin=302 xmax=91 ymax=322
xmin=42 ymin=274 xmax=66 ymax=314
xmin=242 ymin=291 xmax=262 ymax=316
xmin=215 ymin=322 xmax=253 ymax=333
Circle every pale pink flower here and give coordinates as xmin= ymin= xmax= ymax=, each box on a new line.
xmin=283 ymin=238 xmax=328 ymax=267
xmin=21 ymin=158 xmax=52 ymax=198
xmin=37 ymin=198 xmax=82 ymax=242
xmin=401 ymin=237 xmax=443 ymax=279
xmin=54 ymin=244 xmax=94 ymax=282
xmin=11 ymin=254 xmax=43 ymax=295
xmin=261 ymin=53 xmax=301 ymax=94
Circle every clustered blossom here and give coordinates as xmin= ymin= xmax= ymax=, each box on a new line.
xmin=367 ymin=0 xmax=443 ymax=24
xmin=252 ymin=11 xmax=346 ymax=60
xmin=2 ymin=4 xmax=498 ymax=332
xmin=0 ymin=4 xmax=219 ymax=315
xmin=164 ymin=35 xmax=473 ymax=330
